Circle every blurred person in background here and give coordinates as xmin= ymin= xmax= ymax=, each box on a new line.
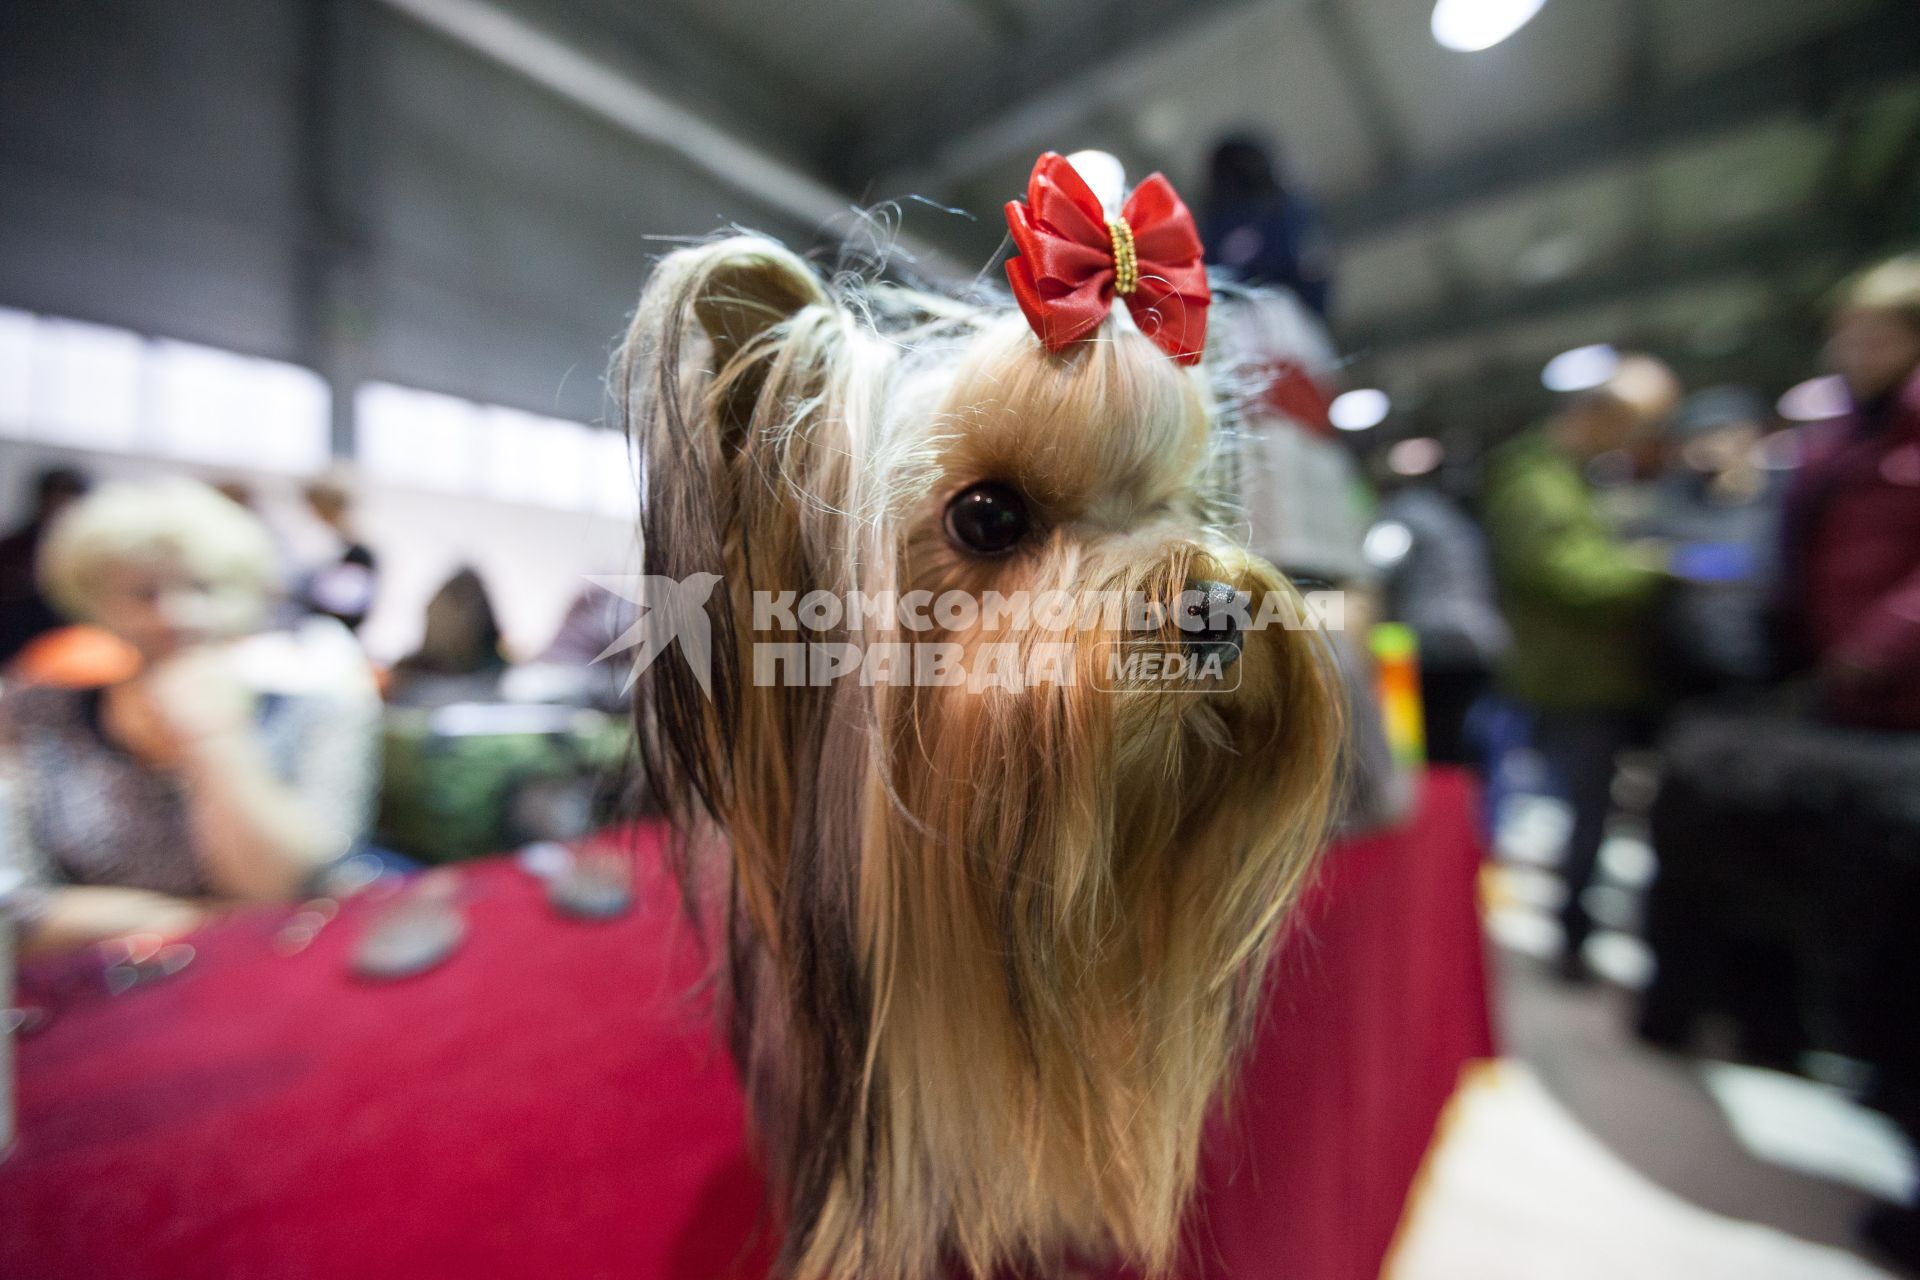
xmin=1647 ymin=386 xmax=1782 ymax=697
xmin=0 ymin=466 xmax=89 ymax=668
xmin=0 ymin=478 xmax=380 ymax=955
xmin=1483 ymin=354 xmax=1681 ymax=980
xmin=1200 ymin=134 xmax=1334 ymax=319
xmin=1777 ymin=253 xmax=1920 ymax=732
xmin=1368 ymin=460 xmax=1510 ymax=767
xmin=508 ymin=580 xmax=639 ymax=711
xmin=385 ymin=565 xmax=509 ymax=708
xmin=536 ymin=581 xmax=635 ymax=670
xmin=1772 ymin=255 xmax=1920 ymax=1268
xmin=298 ymin=472 xmax=379 ymax=635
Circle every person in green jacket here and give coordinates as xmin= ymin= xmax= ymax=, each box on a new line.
xmin=1484 ymin=353 xmax=1680 ymax=979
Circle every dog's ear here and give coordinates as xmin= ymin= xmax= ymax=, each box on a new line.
xmin=636 ymin=236 xmax=830 ymax=448
xmin=617 ymin=234 xmax=830 ymax=585
xmin=616 ymin=237 xmax=830 ymax=826
xmin=693 ymin=242 xmax=828 ymax=429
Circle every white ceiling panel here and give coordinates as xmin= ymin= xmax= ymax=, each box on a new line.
xmin=1335 ymin=227 xmax=1450 ymax=328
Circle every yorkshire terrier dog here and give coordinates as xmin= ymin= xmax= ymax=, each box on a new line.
xmin=619 ymin=153 xmax=1341 ymax=1279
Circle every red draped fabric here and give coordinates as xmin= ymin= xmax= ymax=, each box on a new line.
xmin=0 ymin=769 xmax=1492 ymax=1280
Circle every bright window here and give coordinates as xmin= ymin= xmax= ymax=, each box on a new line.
xmin=356 ymin=379 xmax=632 ymax=514
xmin=0 ymin=308 xmax=330 ymax=473
xmin=37 ymin=318 xmax=145 ymax=452
xmin=0 ymin=308 xmax=626 ymax=508
xmin=356 ymin=382 xmax=481 ymax=493
xmin=586 ymin=428 xmax=639 ymax=519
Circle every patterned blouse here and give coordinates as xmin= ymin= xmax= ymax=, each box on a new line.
xmin=0 ymin=680 xmax=379 ymax=922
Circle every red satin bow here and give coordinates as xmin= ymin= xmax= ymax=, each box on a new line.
xmin=1004 ymin=152 xmax=1210 ymax=365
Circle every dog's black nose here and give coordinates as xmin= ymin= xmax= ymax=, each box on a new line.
xmin=1179 ymin=579 xmax=1243 ymax=662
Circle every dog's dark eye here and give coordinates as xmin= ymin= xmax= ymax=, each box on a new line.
xmin=945 ymin=481 xmax=1031 ymax=556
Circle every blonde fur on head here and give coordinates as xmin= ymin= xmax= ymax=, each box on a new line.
xmin=619 ymin=234 xmax=1341 ymax=1279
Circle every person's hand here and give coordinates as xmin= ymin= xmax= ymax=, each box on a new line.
xmin=138 ymin=645 xmax=255 ymax=747
xmin=21 ymin=887 xmax=216 ymax=958
xmin=109 ymin=897 xmax=211 ymax=947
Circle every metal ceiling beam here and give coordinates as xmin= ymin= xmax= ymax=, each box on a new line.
xmin=531 ymin=0 xmax=837 ymax=161
xmin=833 ymin=0 xmax=1272 ymax=195
xmin=1348 ymin=67 xmax=1920 ymax=364
xmin=372 ymin=0 xmax=968 ymax=282
xmin=1342 ymin=222 xmax=1854 ymax=355
xmin=1326 ymin=2 xmax=1920 ymax=240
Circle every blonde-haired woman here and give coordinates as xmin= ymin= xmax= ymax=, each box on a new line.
xmin=0 ymin=476 xmax=379 ymax=954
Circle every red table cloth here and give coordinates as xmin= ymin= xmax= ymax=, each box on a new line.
xmin=0 ymin=768 xmax=1493 ymax=1280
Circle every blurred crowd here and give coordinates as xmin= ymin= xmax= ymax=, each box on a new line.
xmin=0 ymin=464 xmax=636 ymax=959
xmin=1358 ymin=252 xmax=1920 ymax=1264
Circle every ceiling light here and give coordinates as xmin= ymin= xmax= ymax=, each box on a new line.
xmin=1777 ymin=375 xmax=1850 ymax=423
xmin=1431 ymin=0 xmax=1547 ymax=51
xmin=1330 ymin=388 xmax=1391 ymax=431
xmin=1387 ymin=436 xmax=1445 ymax=476
xmin=1541 ymin=343 xmax=1619 ymax=393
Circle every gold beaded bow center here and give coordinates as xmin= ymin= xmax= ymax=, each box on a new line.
xmin=1106 ymin=216 xmax=1139 ymax=296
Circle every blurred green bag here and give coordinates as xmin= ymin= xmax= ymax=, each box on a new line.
xmin=375 ymin=704 xmax=636 ymax=864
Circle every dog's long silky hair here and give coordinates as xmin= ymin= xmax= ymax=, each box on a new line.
xmin=618 ymin=236 xmax=1341 ymax=1280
